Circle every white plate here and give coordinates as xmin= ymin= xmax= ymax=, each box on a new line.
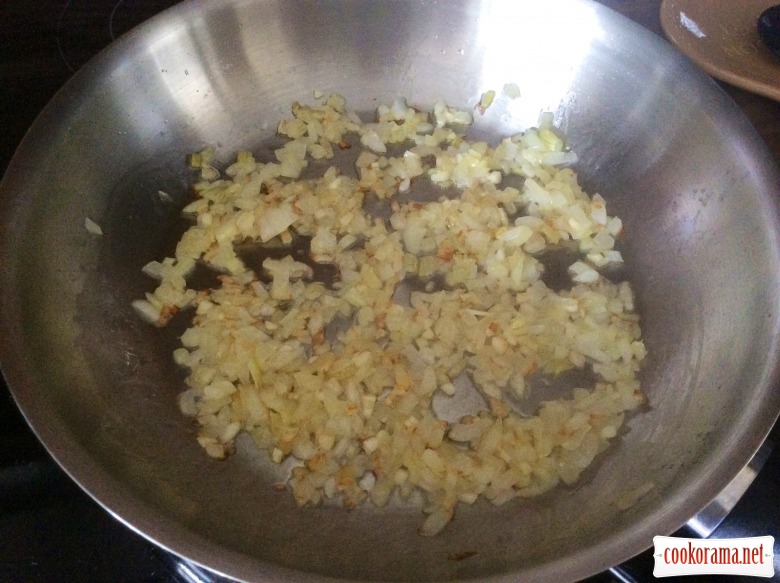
xmin=660 ymin=0 xmax=780 ymax=101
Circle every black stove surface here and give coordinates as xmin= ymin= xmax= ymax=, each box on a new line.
xmin=1 ymin=2 xmax=779 ymax=582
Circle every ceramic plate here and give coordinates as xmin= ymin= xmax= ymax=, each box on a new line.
xmin=660 ymin=0 xmax=780 ymax=101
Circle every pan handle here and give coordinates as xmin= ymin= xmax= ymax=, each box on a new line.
xmin=606 ymin=440 xmax=775 ymax=583
xmin=155 ymin=548 xmax=230 ymax=583
xmin=684 ymin=442 xmax=774 ymax=538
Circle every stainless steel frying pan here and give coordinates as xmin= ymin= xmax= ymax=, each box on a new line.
xmin=2 ymin=0 xmax=780 ymax=581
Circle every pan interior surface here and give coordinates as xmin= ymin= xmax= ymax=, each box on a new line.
xmin=1 ymin=0 xmax=780 ymax=581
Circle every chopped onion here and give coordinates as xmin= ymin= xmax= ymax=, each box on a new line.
xmin=134 ymin=93 xmax=646 ymax=538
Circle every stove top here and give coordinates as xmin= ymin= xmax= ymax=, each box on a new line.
xmin=1 ymin=1 xmax=778 ymax=582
